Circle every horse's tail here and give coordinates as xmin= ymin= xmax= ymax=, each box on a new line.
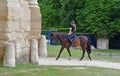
xmin=87 ymin=37 xmax=91 ymax=54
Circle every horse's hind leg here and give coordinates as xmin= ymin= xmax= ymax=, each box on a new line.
xmin=80 ymin=50 xmax=85 ymax=61
xmin=87 ymin=50 xmax=92 ymax=60
xmin=56 ymin=47 xmax=64 ymax=60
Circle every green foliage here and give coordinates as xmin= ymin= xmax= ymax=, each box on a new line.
xmin=38 ymin=0 xmax=120 ymax=38
xmin=76 ymin=0 xmax=120 ymax=38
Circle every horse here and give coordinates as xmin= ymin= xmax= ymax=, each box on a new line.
xmin=51 ymin=31 xmax=92 ymax=60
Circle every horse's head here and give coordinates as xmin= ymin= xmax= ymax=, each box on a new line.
xmin=51 ymin=32 xmax=58 ymax=39
xmin=51 ymin=32 xmax=59 ymax=44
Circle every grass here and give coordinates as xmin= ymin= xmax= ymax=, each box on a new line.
xmin=47 ymin=45 xmax=120 ymax=62
xmin=0 ymin=45 xmax=120 ymax=76
xmin=0 ymin=64 xmax=120 ymax=76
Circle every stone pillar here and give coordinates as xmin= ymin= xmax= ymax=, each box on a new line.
xmin=3 ymin=43 xmax=15 ymax=67
xmin=30 ymin=39 xmax=40 ymax=65
xmin=27 ymin=0 xmax=42 ymax=40
xmin=0 ymin=0 xmax=21 ymax=62
xmin=39 ymin=35 xmax=47 ymax=57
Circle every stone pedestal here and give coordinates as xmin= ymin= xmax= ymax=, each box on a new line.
xmin=97 ymin=38 xmax=109 ymax=49
xmin=30 ymin=39 xmax=39 ymax=65
xmin=39 ymin=35 xmax=47 ymax=58
xmin=3 ymin=43 xmax=15 ymax=67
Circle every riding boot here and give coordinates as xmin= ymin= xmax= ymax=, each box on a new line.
xmin=70 ymin=39 xmax=74 ymax=47
xmin=67 ymin=35 xmax=74 ymax=47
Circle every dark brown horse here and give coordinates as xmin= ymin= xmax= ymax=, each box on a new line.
xmin=51 ymin=32 xmax=92 ymax=60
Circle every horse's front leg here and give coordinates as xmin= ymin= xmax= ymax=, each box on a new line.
xmin=56 ymin=46 xmax=64 ymax=60
xmin=66 ymin=47 xmax=72 ymax=60
xmin=87 ymin=50 xmax=92 ymax=60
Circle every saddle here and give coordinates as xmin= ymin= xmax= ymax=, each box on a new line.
xmin=69 ymin=36 xmax=79 ymax=47
xmin=73 ymin=37 xmax=80 ymax=46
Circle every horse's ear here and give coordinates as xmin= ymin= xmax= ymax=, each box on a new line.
xmin=51 ymin=32 xmax=55 ymax=36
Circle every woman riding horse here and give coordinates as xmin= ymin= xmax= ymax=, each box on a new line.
xmin=51 ymin=31 xmax=92 ymax=60
xmin=67 ymin=20 xmax=76 ymax=46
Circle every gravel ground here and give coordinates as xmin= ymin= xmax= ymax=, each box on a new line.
xmin=39 ymin=57 xmax=120 ymax=69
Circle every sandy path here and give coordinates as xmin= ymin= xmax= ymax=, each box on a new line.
xmin=39 ymin=57 xmax=120 ymax=69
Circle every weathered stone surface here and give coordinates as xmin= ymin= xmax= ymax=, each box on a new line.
xmin=0 ymin=5 xmax=8 ymax=21
xmin=3 ymin=43 xmax=15 ymax=67
xmin=20 ymin=0 xmax=31 ymax=32
xmin=27 ymin=0 xmax=38 ymax=4
xmin=16 ymin=48 xmax=30 ymax=64
xmin=0 ymin=0 xmax=41 ymax=64
xmin=39 ymin=35 xmax=47 ymax=58
xmin=28 ymin=0 xmax=42 ymax=40
xmin=0 ymin=0 xmax=30 ymax=63
xmin=15 ymin=42 xmax=21 ymax=59
xmin=30 ymin=39 xmax=39 ymax=65
xmin=0 ymin=47 xmax=5 ymax=63
xmin=97 ymin=38 xmax=109 ymax=49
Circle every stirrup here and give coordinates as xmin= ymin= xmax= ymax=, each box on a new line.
xmin=70 ymin=43 xmax=74 ymax=47
xmin=72 ymin=44 xmax=74 ymax=47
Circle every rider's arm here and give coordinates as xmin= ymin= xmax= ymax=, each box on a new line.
xmin=68 ymin=28 xmax=73 ymax=35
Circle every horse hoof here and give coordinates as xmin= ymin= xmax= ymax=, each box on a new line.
xmin=68 ymin=58 xmax=71 ymax=60
xmin=89 ymin=59 xmax=92 ymax=61
xmin=56 ymin=58 xmax=58 ymax=60
xmin=79 ymin=59 xmax=83 ymax=61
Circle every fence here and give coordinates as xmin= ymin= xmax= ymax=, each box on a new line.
xmin=109 ymin=34 xmax=120 ymax=49
xmin=41 ymin=30 xmax=97 ymax=48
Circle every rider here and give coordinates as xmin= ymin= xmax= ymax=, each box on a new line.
xmin=67 ymin=20 xmax=76 ymax=46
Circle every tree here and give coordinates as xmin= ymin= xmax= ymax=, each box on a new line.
xmin=38 ymin=0 xmax=57 ymax=29
xmin=76 ymin=0 xmax=120 ymax=38
xmin=38 ymin=0 xmax=120 ymax=38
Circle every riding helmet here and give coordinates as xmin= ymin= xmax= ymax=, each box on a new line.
xmin=71 ymin=20 xmax=76 ymax=24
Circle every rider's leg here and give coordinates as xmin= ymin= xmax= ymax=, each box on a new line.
xmin=67 ymin=35 xmax=74 ymax=46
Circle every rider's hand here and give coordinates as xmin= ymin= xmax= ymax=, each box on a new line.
xmin=68 ymin=31 xmax=72 ymax=35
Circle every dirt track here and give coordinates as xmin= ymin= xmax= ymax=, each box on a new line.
xmin=39 ymin=57 xmax=120 ymax=69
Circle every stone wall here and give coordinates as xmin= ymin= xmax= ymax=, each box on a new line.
xmin=0 ymin=0 xmax=41 ymax=64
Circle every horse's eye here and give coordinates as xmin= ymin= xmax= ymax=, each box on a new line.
xmin=51 ymin=33 xmax=53 ymax=36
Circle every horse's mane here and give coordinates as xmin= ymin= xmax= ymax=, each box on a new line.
xmin=52 ymin=31 xmax=67 ymax=38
